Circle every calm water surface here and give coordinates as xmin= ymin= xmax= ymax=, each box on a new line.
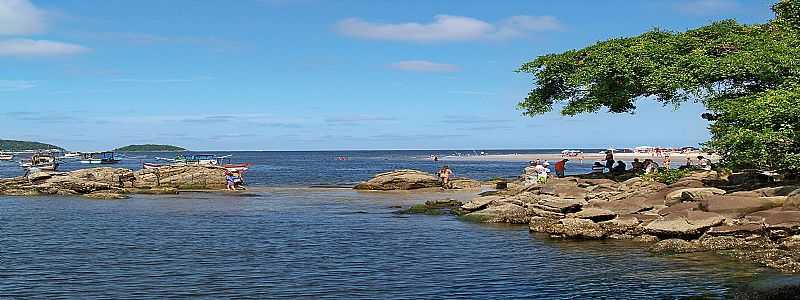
xmin=0 ymin=151 xmax=793 ymax=298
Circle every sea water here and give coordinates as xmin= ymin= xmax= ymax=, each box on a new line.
xmin=0 ymin=150 xmax=791 ymax=298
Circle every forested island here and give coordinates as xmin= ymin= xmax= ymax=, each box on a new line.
xmin=114 ymin=144 xmax=186 ymax=152
xmin=0 ymin=139 xmax=63 ymax=152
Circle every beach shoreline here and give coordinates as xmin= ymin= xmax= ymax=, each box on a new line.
xmin=440 ymin=152 xmax=720 ymax=164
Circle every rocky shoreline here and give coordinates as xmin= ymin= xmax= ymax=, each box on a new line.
xmin=364 ymin=169 xmax=800 ymax=273
xmin=0 ymin=165 xmax=231 ymax=199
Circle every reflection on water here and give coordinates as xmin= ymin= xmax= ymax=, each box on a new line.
xmin=2 ymin=190 xmax=794 ymax=299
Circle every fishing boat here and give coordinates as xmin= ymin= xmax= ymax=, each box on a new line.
xmin=20 ymin=153 xmax=58 ymax=171
xmin=142 ymin=162 xmax=163 ymax=169
xmin=80 ymin=152 xmax=120 ymax=164
xmin=223 ymin=163 xmax=252 ymax=173
xmin=62 ymin=152 xmax=81 ymax=159
xmin=0 ymin=152 xmax=13 ymax=161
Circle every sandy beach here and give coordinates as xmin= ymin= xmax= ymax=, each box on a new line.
xmin=441 ymin=152 xmax=720 ymax=164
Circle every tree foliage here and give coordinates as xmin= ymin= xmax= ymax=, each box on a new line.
xmin=518 ymin=0 xmax=800 ymax=173
xmin=114 ymin=144 xmax=186 ymax=152
xmin=0 ymin=139 xmax=63 ymax=151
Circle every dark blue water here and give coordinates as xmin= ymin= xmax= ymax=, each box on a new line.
xmin=0 ymin=150 xmax=597 ymax=186
xmin=0 ymin=150 xmax=789 ymax=298
xmin=0 ymin=191 xmax=771 ymax=299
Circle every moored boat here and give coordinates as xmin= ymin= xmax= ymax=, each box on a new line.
xmin=0 ymin=152 xmax=13 ymax=161
xmin=80 ymin=152 xmax=120 ymax=164
xmin=142 ymin=162 xmax=163 ymax=169
xmin=20 ymin=153 xmax=58 ymax=171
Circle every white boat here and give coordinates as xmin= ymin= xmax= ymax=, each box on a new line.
xmin=80 ymin=152 xmax=120 ymax=164
xmin=20 ymin=153 xmax=58 ymax=171
xmin=63 ymin=152 xmax=81 ymax=158
xmin=0 ymin=152 xmax=13 ymax=161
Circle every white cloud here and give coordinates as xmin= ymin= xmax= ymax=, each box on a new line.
xmin=335 ymin=14 xmax=561 ymax=42
xmin=0 ymin=0 xmax=46 ymax=35
xmin=0 ymin=79 xmax=35 ymax=91
xmin=0 ymin=39 xmax=89 ymax=56
xmin=388 ymin=60 xmax=460 ymax=72
xmin=676 ymin=0 xmax=738 ymax=15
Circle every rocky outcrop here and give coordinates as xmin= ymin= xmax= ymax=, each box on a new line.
xmin=457 ymin=170 xmax=800 ymax=273
xmin=353 ymin=169 xmax=481 ymax=191
xmin=0 ymin=165 xmax=232 ymax=198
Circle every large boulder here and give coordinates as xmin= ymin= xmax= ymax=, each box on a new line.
xmin=645 ymin=211 xmax=725 ymax=238
xmin=461 ymin=203 xmax=529 ymax=224
xmin=353 ymin=169 xmax=440 ymax=190
xmin=133 ymin=165 xmax=228 ymax=189
xmin=700 ymin=195 xmax=783 ymax=218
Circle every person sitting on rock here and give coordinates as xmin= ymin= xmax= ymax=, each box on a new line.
xmin=697 ymin=156 xmax=712 ymax=171
xmin=523 ymin=161 xmax=538 ymax=183
xmin=631 ymin=158 xmax=644 ymax=172
xmin=232 ymin=171 xmax=245 ymax=190
xmin=225 ymin=171 xmax=236 ymax=191
xmin=612 ymin=160 xmax=627 ymax=174
xmin=438 ymin=166 xmax=454 ymax=189
xmin=604 ymin=150 xmax=615 ymax=171
xmin=644 ymin=159 xmax=659 ymax=174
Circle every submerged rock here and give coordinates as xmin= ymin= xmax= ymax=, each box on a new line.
xmin=461 ymin=203 xmax=529 ymax=224
xmin=397 ymin=199 xmax=465 ymax=216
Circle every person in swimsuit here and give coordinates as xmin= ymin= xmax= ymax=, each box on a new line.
xmin=438 ymin=166 xmax=454 ymax=189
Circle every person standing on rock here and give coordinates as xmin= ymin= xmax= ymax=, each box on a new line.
xmin=438 ymin=166 xmax=453 ymax=189
xmin=535 ymin=162 xmax=549 ymax=184
xmin=554 ymin=159 xmax=568 ymax=178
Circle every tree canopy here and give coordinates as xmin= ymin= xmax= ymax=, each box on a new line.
xmin=0 ymin=139 xmax=63 ymax=152
xmin=114 ymin=144 xmax=186 ymax=152
xmin=518 ymin=0 xmax=800 ymax=173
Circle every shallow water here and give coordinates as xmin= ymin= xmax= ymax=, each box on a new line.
xmin=0 ymin=190 xmax=782 ymax=299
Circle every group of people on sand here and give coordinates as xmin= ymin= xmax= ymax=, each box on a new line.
xmin=522 ymin=158 xmax=569 ymax=184
xmin=592 ymin=150 xmax=714 ymax=176
xmin=224 ymin=170 xmax=245 ymax=191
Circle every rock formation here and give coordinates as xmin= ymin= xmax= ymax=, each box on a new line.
xmin=354 ymin=169 xmax=481 ymax=191
xmin=0 ymin=165 xmax=230 ymax=199
xmin=452 ymin=170 xmax=800 ymax=273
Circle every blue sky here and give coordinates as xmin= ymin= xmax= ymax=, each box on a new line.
xmin=0 ymin=0 xmax=775 ymax=151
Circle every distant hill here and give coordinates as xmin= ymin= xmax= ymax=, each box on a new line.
xmin=114 ymin=144 xmax=187 ymax=152
xmin=0 ymin=139 xmax=63 ymax=151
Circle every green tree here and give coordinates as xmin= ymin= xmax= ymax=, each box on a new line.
xmin=518 ymin=0 xmax=800 ymax=173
